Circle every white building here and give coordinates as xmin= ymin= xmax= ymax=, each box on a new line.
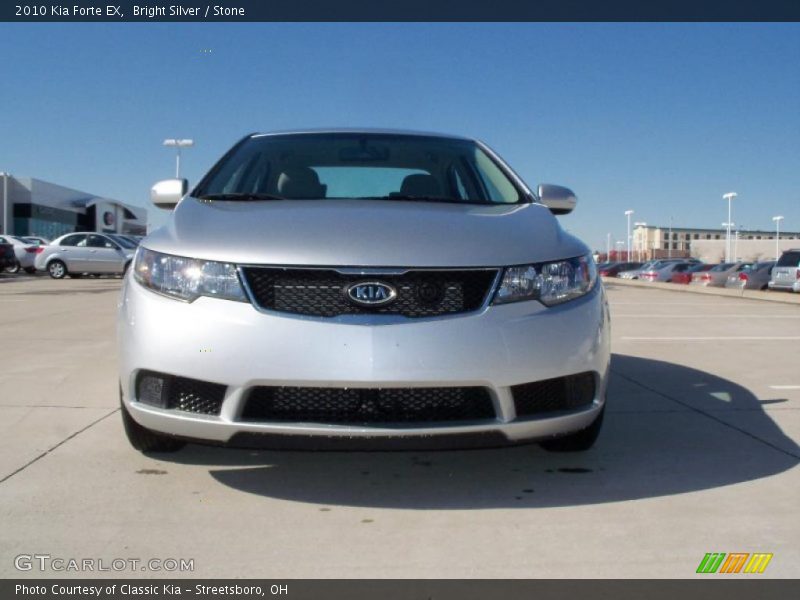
xmin=631 ymin=224 xmax=800 ymax=262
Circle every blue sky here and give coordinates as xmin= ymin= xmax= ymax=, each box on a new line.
xmin=2 ymin=23 xmax=798 ymax=249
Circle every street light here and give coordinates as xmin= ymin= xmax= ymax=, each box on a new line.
xmin=624 ymin=210 xmax=634 ymax=261
xmin=773 ymin=215 xmax=784 ymax=260
xmin=163 ymin=139 xmax=194 ymax=178
xmin=722 ymin=192 xmax=737 ymax=262
xmin=615 ymin=241 xmax=625 ymax=259
xmin=722 ymin=222 xmax=735 ymax=261
xmin=634 ymin=222 xmax=647 ymax=261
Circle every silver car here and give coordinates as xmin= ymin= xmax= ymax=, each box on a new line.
xmin=618 ymin=258 xmax=697 ymax=280
xmin=691 ymin=262 xmax=750 ymax=287
xmin=724 ymin=261 xmax=775 ymax=290
xmin=118 ymin=130 xmax=611 ymax=454
xmin=36 ymin=232 xmax=136 ymax=278
xmin=639 ymin=262 xmax=696 ymax=282
xmin=769 ymin=249 xmax=800 ymax=292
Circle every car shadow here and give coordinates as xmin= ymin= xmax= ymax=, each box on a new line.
xmin=160 ymin=354 xmax=799 ymax=509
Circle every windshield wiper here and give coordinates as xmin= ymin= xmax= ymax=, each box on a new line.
xmin=357 ymin=195 xmax=492 ymax=205
xmin=197 ymin=192 xmax=286 ymax=201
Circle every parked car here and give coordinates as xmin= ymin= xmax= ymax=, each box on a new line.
xmin=639 ymin=262 xmax=696 ymax=282
xmin=599 ymin=262 xmax=642 ymax=277
xmin=0 ymin=235 xmax=43 ymax=274
xmin=35 ymin=232 xmax=136 ymax=278
xmin=118 ymin=129 xmax=610 ymax=454
xmin=671 ymin=263 xmax=714 ymax=284
xmin=0 ymin=240 xmax=16 ymax=272
xmin=691 ymin=262 xmax=750 ymax=287
xmin=107 ymin=233 xmax=140 ymax=249
xmin=768 ymin=249 xmax=800 ymax=293
xmin=618 ymin=258 xmax=699 ymax=279
xmin=724 ymin=261 xmax=775 ymax=290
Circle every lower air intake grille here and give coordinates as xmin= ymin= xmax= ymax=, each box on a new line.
xmin=241 ymin=386 xmax=496 ymax=425
xmin=512 ymin=372 xmax=596 ymax=417
xmin=135 ymin=370 xmax=226 ymax=416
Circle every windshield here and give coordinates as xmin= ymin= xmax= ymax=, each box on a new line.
xmin=711 ymin=263 xmax=735 ymax=271
xmin=194 ymin=133 xmax=525 ymax=205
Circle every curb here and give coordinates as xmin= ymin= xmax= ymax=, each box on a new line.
xmin=602 ymin=277 xmax=800 ymax=305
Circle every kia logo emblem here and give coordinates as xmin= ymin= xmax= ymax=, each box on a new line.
xmin=346 ymin=281 xmax=397 ymax=307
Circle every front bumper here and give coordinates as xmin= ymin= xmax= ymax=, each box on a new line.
xmin=118 ymin=274 xmax=611 ymax=449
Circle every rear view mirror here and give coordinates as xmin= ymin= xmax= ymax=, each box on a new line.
xmin=151 ymin=179 xmax=188 ymax=210
xmin=538 ymin=184 xmax=577 ymax=215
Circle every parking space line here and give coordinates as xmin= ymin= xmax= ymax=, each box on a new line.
xmin=769 ymin=385 xmax=800 ymax=390
xmin=0 ymin=408 xmax=119 ymax=485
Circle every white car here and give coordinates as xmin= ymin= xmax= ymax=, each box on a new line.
xmin=35 ymin=232 xmax=136 ymax=279
xmin=0 ymin=235 xmax=42 ymax=274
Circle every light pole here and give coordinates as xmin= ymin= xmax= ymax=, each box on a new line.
xmin=163 ymin=139 xmax=194 ymax=178
xmin=773 ymin=216 xmax=784 ymax=260
xmin=634 ymin=222 xmax=647 ymax=261
xmin=624 ymin=210 xmax=634 ymax=261
xmin=606 ymin=233 xmax=611 ymax=261
xmin=0 ymin=171 xmax=8 ymax=234
xmin=615 ymin=240 xmax=624 ymax=260
xmin=722 ymin=222 xmax=735 ymax=261
xmin=722 ymin=192 xmax=737 ymax=262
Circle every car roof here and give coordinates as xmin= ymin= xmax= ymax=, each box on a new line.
xmin=249 ymin=128 xmax=473 ymax=142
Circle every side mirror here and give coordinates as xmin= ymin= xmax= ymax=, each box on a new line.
xmin=150 ymin=179 xmax=188 ymax=210
xmin=538 ymin=184 xmax=577 ymax=215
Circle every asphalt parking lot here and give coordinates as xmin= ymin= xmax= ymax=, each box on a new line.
xmin=1 ymin=275 xmax=798 ymax=578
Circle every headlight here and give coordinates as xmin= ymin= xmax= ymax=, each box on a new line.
xmin=493 ymin=255 xmax=597 ymax=306
xmin=133 ymin=248 xmax=246 ymax=302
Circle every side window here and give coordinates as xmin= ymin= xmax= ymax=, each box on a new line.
xmin=62 ymin=234 xmax=86 ymax=247
xmin=87 ymin=235 xmax=115 ymax=248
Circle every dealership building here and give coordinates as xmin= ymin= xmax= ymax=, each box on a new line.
xmin=0 ymin=174 xmax=147 ymax=239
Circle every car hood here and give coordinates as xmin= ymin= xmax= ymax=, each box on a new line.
xmin=144 ymin=198 xmax=588 ymax=267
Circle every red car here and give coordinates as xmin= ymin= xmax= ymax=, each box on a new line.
xmin=671 ymin=263 xmax=714 ymax=284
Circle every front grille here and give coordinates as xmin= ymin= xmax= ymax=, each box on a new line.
xmin=512 ymin=372 xmax=596 ymax=417
xmin=135 ymin=370 xmax=226 ymax=415
xmin=241 ymin=267 xmax=498 ymax=318
xmin=240 ymin=386 xmax=496 ymax=425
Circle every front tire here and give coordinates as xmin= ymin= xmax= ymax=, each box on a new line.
xmin=541 ymin=406 xmax=605 ymax=452
xmin=6 ymin=260 xmax=20 ymax=274
xmin=47 ymin=260 xmax=67 ymax=279
xmin=120 ymin=396 xmax=186 ymax=454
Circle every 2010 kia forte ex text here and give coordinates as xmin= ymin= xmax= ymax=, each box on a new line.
xmin=117 ymin=130 xmax=611 ymax=454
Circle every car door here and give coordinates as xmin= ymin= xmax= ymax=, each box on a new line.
xmin=86 ymin=235 xmax=125 ymax=273
xmin=57 ymin=234 xmax=90 ymax=271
